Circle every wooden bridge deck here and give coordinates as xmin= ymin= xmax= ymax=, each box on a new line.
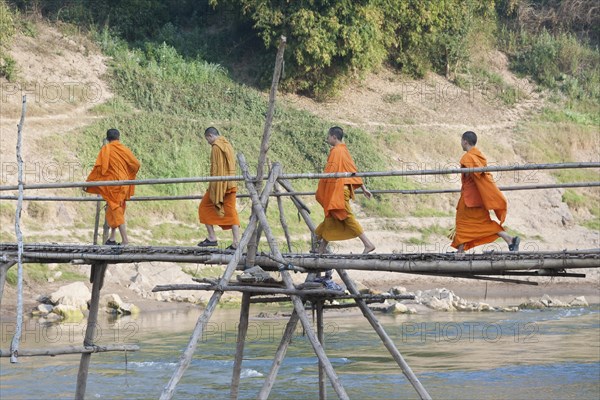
xmin=2 ymin=243 xmax=598 ymax=277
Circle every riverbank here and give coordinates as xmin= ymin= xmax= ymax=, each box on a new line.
xmin=1 ymin=264 xmax=598 ymax=319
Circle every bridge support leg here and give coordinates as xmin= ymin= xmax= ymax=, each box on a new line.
xmin=230 ymin=292 xmax=251 ymax=399
xmin=75 ymin=262 xmax=107 ymax=399
xmin=337 ymin=269 xmax=431 ymax=400
xmin=317 ymin=300 xmax=327 ymax=400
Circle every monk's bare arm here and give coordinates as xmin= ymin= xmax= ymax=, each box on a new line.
xmin=360 ymin=184 xmax=372 ymax=199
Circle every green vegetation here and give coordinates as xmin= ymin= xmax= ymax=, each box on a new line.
xmin=6 ymin=264 xmax=87 ymax=285
xmin=0 ymin=0 xmax=17 ymax=80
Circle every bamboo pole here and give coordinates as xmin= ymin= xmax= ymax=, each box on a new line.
xmin=75 ymin=262 xmax=107 ymax=399
xmin=92 ymin=198 xmax=102 ymax=245
xmin=337 ymin=269 xmax=431 ymax=400
xmin=230 ymin=292 xmax=251 ymax=400
xmin=274 ymin=183 xmax=293 ymax=252
xmin=277 ymin=178 xmax=318 ymax=250
xmin=248 ymin=294 xmax=415 ymax=304
xmin=9 ymin=249 xmax=600 ymax=272
xmin=159 ymin=160 xmax=280 ymax=400
xmin=1 ymin=162 xmax=598 ymax=192
xmin=257 ymin=311 xmax=300 ymax=399
xmin=10 ymin=95 xmax=27 ymax=364
xmin=153 ymin=284 xmax=344 ymax=297
xmin=2 ymin=180 xmax=600 ymax=202
xmin=8 ymin=248 xmax=599 ymax=270
xmin=239 ymin=155 xmax=349 ymax=400
xmin=0 ymin=344 xmax=139 ymax=357
xmin=0 ymin=262 xmax=16 ymax=308
xmin=256 ymin=36 xmax=286 ymax=186
xmin=317 ymin=300 xmax=326 ymax=400
xmin=246 ymin=36 xmax=287 ymax=270
xmin=277 ymin=179 xmax=431 ymax=399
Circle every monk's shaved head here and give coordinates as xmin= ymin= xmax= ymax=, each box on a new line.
xmin=462 ymin=131 xmax=477 ymax=146
xmin=205 ymin=127 xmax=220 ymax=137
xmin=328 ymin=126 xmax=344 ymax=141
xmin=107 ymin=128 xmax=120 ymax=141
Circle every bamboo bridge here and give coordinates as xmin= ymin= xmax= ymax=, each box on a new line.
xmin=1 ymin=37 xmax=599 ymax=400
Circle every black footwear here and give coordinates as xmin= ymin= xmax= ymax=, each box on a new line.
xmin=105 ymin=240 xmax=120 ymax=246
xmin=197 ymin=238 xmax=218 ymax=247
xmin=226 ymin=244 xmax=238 ymax=251
xmin=508 ymin=236 xmax=520 ymax=252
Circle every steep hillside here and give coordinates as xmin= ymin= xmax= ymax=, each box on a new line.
xmin=0 ymin=20 xmax=598 ymax=255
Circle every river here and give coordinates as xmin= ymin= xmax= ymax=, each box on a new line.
xmin=1 ymin=304 xmax=598 ymax=399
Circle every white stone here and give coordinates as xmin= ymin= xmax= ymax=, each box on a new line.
xmin=569 ymin=296 xmax=588 ymax=307
xmin=390 ymin=303 xmax=409 ymax=314
xmin=390 ymin=286 xmax=408 ymax=295
xmin=519 ymin=298 xmax=545 ymax=309
xmin=119 ymin=303 xmax=140 ymax=315
xmin=424 ymin=296 xmax=455 ymax=311
xmin=49 ymin=282 xmax=91 ymax=308
xmin=104 ymin=293 xmax=125 ymax=310
xmin=37 ymin=304 xmax=54 ymax=314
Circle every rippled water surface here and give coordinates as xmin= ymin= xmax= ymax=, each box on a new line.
xmin=1 ymin=305 xmax=598 ymax=399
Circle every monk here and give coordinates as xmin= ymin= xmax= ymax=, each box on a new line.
xmin=450 ymin=131 xmax=520 ymax=253
xmin=197 ymin=127 xmax=240 ymax=250
xmin=85 ymin=128 xmax=140 ymax=245
xmin=315 ymin=126 xmax=375 ymax=254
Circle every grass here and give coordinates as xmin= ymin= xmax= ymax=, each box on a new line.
xmin=454 ymin=67 xmax=525 ymax=106
xmin=6 ymin=264 xmax=87 ymax=285
xmin=70 ymin=29 xmax=408 ymax=244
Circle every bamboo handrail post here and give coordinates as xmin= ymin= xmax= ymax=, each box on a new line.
xmin=230 ymin=292 xmax=251 ymax=400
xmin=239 ymin=155 xmax=349 ymax=400
xmin=247 ymin=36 xmax=287 ymax=269
xmin=10 ymin=95 xmax=27 ymax=364
xmin=159 ymin=160 xmax=280 ymax=400
xmin=75 ymin=262 xmax=107 ymax=399
xmin=337 ymin=269 xmax=431 ymax=400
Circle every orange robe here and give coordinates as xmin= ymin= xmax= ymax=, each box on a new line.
xmin=451 ymin=147 xmax=507 ymax=250
xmin=85 ymin=140 xmax=140 ymax=229
xmin=315 ymin=143 xmax=364 ymax=241
xmin=198 ymin=136 xmax=239 ymax=229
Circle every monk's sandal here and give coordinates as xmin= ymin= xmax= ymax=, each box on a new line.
xmin=508 ymin=236 xmax=520 ymax=252
xmin=197 ymin=238 xmax=218 ymax=247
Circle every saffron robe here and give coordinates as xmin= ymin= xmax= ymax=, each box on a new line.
xmin=85 ymin=140 xmax=140 ymax=228
xmin=315 ymin=143 xmax=364 ymax=241
xmin=198 ymin=136 xmax=239 ymax=229
xmin=451 ymin=147 xmax=507 ymax=250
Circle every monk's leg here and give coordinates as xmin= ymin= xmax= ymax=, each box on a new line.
xmin=358 ymin=233 xmax=375 ymax=254
xmin=318 ymin=238 xmax=329 ymax=254
xmin=205 ymin=224 xmax=217 ymax=242
xmin=108 ymin=228 xmax=117 ymax=242
xmin=118 ymin=223 xmax=129 ymax=246
xmin=497 ymin=231 xmax=512 ymax=244
xmin=456 ymin=244 xmax=465 ymax=253
xmin=498 ymin=231 xmax=520 ymax=251
xmin=231 ymin=225 xmax=240 ymax=248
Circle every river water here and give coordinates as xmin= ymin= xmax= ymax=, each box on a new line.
xmin=1 ymin=304 xmax=598 ymax=399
